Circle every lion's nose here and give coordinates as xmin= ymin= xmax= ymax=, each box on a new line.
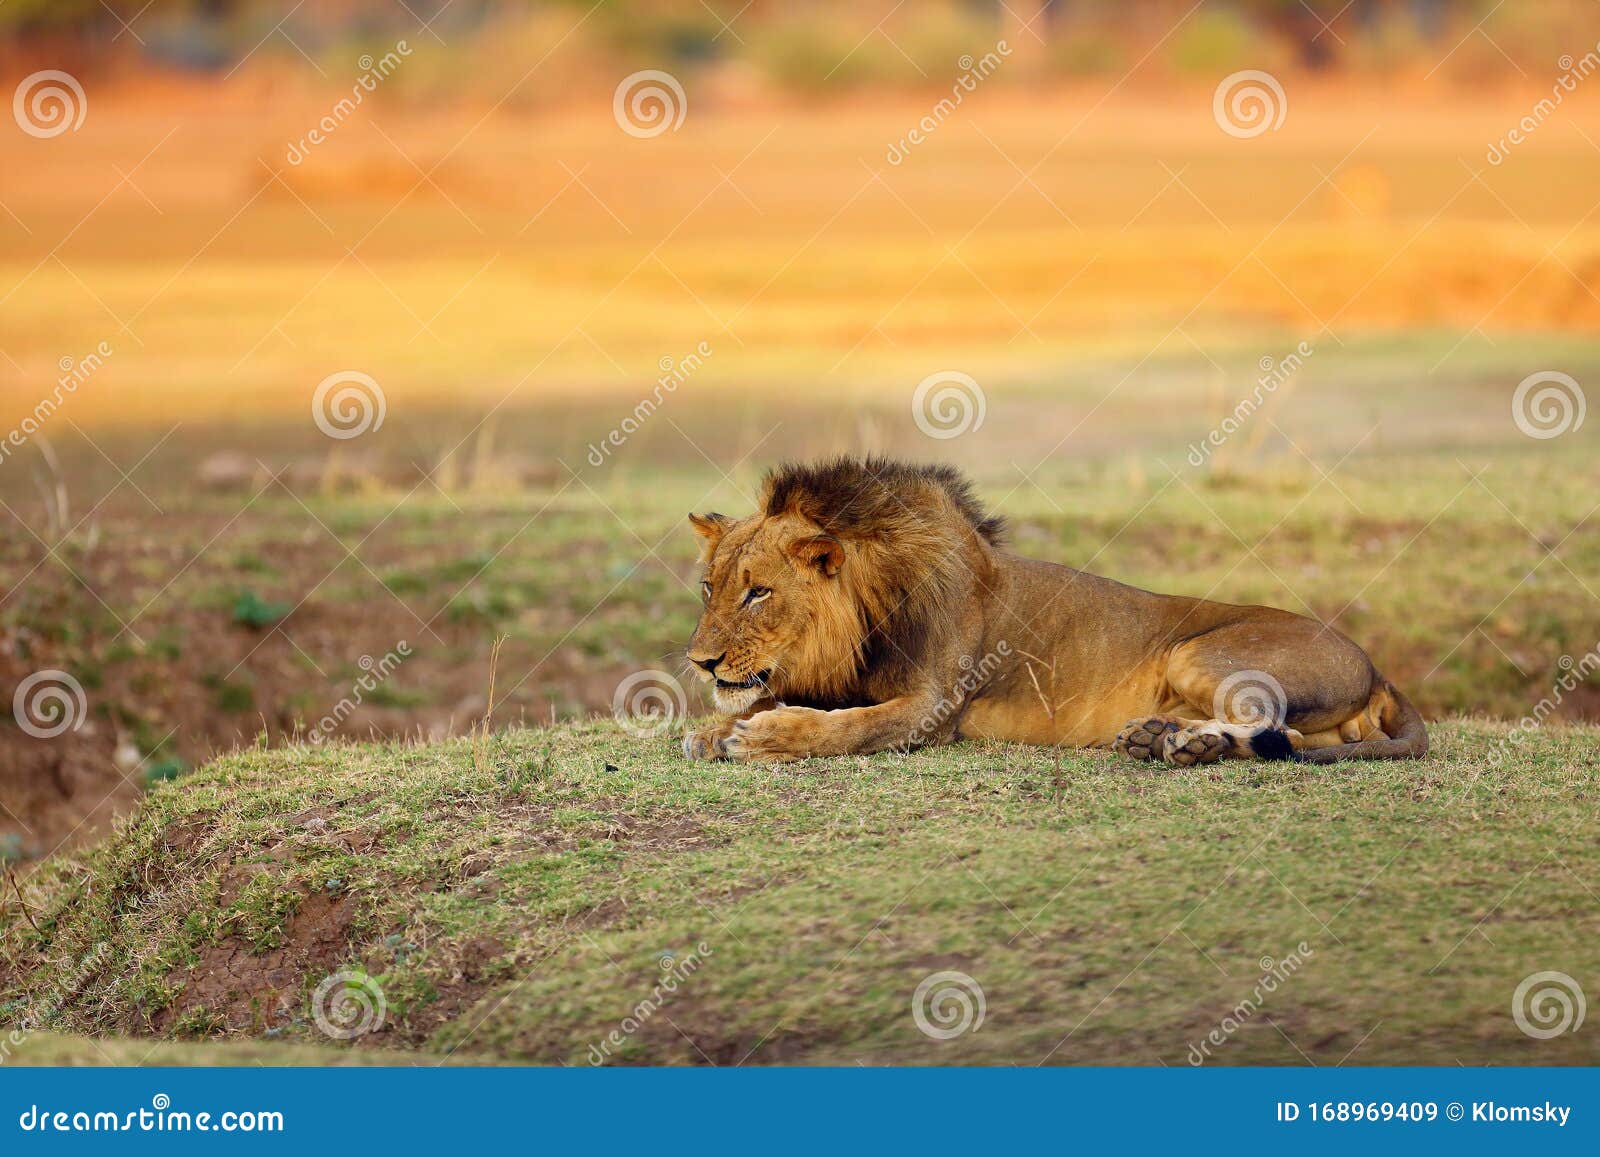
xmin=691 ymin=652 xmax=725 ymax=674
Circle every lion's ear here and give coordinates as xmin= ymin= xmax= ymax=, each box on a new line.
xmin=788 ymin=534 xmax=844 ymax=578
xmin=688 ymin=512 xmax=731 ymax=559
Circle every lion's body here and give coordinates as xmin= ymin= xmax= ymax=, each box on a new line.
xmin=956 ymin=556 xmax=1415 ymax=757
xmin=683 ymin=457 xmax=1427 ymax=767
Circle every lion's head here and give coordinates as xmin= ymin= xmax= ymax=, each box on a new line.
xmin=685 ymin=456 xmax=1005 ymax=713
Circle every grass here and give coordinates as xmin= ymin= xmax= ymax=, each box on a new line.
xmin=2 ymin=422 xmax=1596 ymax=862
xmin=9 ymin=434 xmax=1597 ymax=725
xmin=2 ymin=1032 xmax=471 ymax=1067
xmin=230 ymin=590 xmax=292 ymax=631
xmin=3 ymin=718 xmax=1596 ymax=1066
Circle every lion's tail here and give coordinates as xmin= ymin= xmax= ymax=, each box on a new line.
xmin=1295 ymin=680 xmax=1428 ymax=764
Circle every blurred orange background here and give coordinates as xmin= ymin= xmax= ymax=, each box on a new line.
xmin=3 ymin=1 xmax=1600 ymax=442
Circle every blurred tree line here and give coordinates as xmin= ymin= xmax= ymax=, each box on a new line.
xmin=0 ymin=1 xmax=1569 ymax=84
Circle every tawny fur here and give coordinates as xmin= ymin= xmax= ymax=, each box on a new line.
xmin=682 ymin=456 xmax=1428 ymax=767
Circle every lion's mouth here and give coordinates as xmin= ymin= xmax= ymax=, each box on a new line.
xmin=715 ymin=669 xmax=771 ymax=691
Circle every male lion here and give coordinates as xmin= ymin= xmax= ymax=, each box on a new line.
xmin=682 ymin=456 xmax=1426 ymax=767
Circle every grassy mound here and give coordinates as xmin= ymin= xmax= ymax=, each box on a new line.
xmin=3 ymin=720 xmax=1596 ymax=1066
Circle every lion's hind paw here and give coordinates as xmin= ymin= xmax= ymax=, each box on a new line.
xmin=1113 ymin=716 xmax=1184 ymax=761
xmin=1161 ymin=724 xmax=1231 ymax=767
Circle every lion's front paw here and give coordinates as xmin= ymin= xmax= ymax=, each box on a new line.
xmin=722 ymin=706 xmax=829 ymax=763
xmin=1161 ymin=724 xmax=1231 ymax=768
xmin=682 ymin=721 xmax=736 ymax=761
xmin=1113 ymin=715 xmax=1183 ymax=761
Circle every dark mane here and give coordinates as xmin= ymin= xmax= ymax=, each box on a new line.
xmin=760 ymin=456 xmax=1006 ymax=545
xmin=750 ymin=456 xmax=1003 ymax=699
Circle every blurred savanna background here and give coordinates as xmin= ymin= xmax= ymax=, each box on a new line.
xmin=2 ymin=0 xmax=1599 ymax=863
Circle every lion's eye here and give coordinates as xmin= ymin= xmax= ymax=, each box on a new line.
xmin=744 ymin=586 xmax=772 ymax=607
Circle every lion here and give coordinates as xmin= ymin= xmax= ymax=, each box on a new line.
xmin=681 ymin=456 xmax=1427 ymax=767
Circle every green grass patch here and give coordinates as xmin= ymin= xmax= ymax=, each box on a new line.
xmin=231 ymin=590 xmax=291 ymax=630
xmin=2 ymin=719 xmax=1595 ymax=1066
